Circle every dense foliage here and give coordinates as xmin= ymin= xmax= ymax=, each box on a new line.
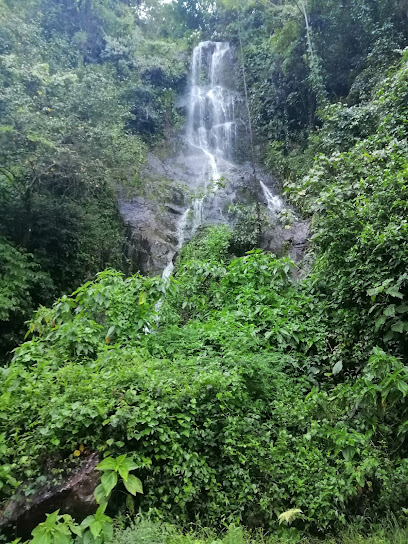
xmin=0 ymin=0 xmax=188 ymax=355
xmin=3 ymin=222 xmax=408 ymax=538
xmin=2 ymin=1 xmax=408 ymax=543
xmin=212 ymin=0 xmax=408 ymax=168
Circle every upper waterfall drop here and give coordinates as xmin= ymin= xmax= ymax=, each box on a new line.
xmin=187 ymin=41 xmax=239 ymax=170
xmin=178 ymin=40 xmax=245 ymax=241
xmin=183 ymin=40 xmax=283 ymax=233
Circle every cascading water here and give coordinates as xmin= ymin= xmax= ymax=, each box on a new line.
xmin=120 ymin=43 xmax=306 ymax=283
xmin=188 ymin=41 xmax=238 ymax=166
xmin=161 ymin=41 xmax=284 ymax=280
xmin=162 ymin=209 xmax=189 ymax=280
xmin=185 ymin=41 xmax=240 ymax=235
xmin=161 ymin=41 xmax=240 ymax=278
xmin=260 ymin=181 xmax=283 ymax=215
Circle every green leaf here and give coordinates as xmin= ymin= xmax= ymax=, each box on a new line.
xmin=367 ymin=286 xmax=382 ymax=298
xmin=31 ymin=531 xmax=52 ymax=544
xmin=342 ymin=446 xmax=355 ymax=461
xmin=90 ymin=520 xmax=102 ymax=539
xmin=115 ymin=454 xmax=127 ymax=466
xmin=332 ymin=361 xmax=343 ymax=375
xmin=396 ymin=380 xmax=408 ymax=397
xmin=385 ymin=287 xmax=404 ymax=299
xmin=123 ymin=474 xmax=143 ymax=495
xmin=96 ymin=457 xmax=116 ymax=471
xmin=95 ymin=503 xmax=108 ymax=518
xmin=375 ymin=315 xmax=386 ymax=330
xmin=122 ymin=457 xmax=138 ymax=472
xmin=118 ymin=465 xmax=129 ymax=481
xmin=83 ymin=531 xmax=93 ymax=544
xmin=101 ymin=470 xmax=117 ymax=495
xmin=384 ymin=305 xmax=395 ymax=317
xmin=45 ymin=511 xmax=60 ymax=527
xmin=384 ymin=330 xmax=395 ymax=342
xmin=94 ymin=483 xmax=107 ymax=504
xmin=392 ymin=321 xmax=405 ymax=333
xmin=102 ymin=522 xmax=113 ymax=542
xmin=53 ymin=532 xmax=73 ymax=544
xmin=80 ymin=516 xmax=94 ymax=530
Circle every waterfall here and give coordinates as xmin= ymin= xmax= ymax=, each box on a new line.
xmin=188 ymin=41 xmax=238 ymax=166
xmin=161 ymin=41 xmax=283 ymax=281
xmin=162 ymin=209 xmax=189 ymax=280
xmin=185 ymin=41 xmax=239 ymax=237
xmin=161 ymin=41 xmax=239 ymax=281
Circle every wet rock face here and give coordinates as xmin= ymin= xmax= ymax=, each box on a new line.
xmin=119 ymin=148 xmax=310 ymax=275
xmin=120 ymin=196 xmax=176 ymax=276
xmin=1 ymin=453 xmax=99 ymax=538
xmin=119 ymin=149 xmax=191 ymax=276
xmin=262 ymin=219 xmax=310 ymax=263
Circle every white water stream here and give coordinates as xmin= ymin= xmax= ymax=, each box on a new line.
xmin=161 ymin=41 xmax=283 ymax=281
xmin=260 ymin=181 xmax=283 ymax=214
xmin=162 ymin=209 xmax=189 ymax=280
xmin=186 ymin=41 xmax=239 ymax=234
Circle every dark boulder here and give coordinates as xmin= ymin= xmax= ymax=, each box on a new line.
xmin=0 ymin=453 xmax=100 ymax=538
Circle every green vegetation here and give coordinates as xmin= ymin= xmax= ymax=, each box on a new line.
xmin=111 ymin=519 xmax=408 ymax=544
xmin=2 ymin=0 xmax=408 ymax=543
xmin=0 ymin=0 xmax=188 ymax=356
xmin=27 ymin=454 xmax=143 ymax=544
xmin=215 ymin=0 xmax=408 ymax=173
xmin=4 ymin=222 xmax=408 ymax=538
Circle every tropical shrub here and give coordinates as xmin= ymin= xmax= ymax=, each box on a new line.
xmin=284 ymin=56 xmax=408 ymax=372
xmin=0 ymin=236 xmax=51 ymax=358
xmin=3 ymin=240 xmax=408 ymax=532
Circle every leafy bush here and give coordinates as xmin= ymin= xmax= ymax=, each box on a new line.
xmin=25 ymin=455 xmax=143 ymax=544
xmin=13 ymin=269 xmax=169 ymax=364
xmin=0 ymin=0 xmax=189 ymax=355
xmin=283 ymin=57 xmax=408 ymax=372
xmin=0 ymin=236 xmax=51 ymax=358
xmin=3 ymin=244 xmax=408 ymax=531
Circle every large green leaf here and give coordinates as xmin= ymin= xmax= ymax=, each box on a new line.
xmin=93 ymin=483 xmax=107 ymax=504
xmin=90 ymin=520 xmax=102 ymax=539
xmin=80 ymin=516 xmax=93 ymax=530
xmin=122 ymin=457 xmax=138 ymax=472
xmin=101 ymin=470 xmax=117 ymax=495
xmin=53 ymin=531 xmax=73 ymax=544
xmin=44 ymin=511 xmax=60 ymax=527
xmin=96 ymin=456 xmax=116 ymax=471
xmin=31 ymin=530 xmax=52 ymax=544
xmin=118 ymin=464 xmax=129 ymax=481
xmin=123 ymin=474 xmax=143 ymax=496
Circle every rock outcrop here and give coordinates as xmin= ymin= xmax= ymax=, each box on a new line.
xmin=0 ymin=453 xmax=99 ymax=538
xmin=119 ymin=145 xmax=310 ymax=276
